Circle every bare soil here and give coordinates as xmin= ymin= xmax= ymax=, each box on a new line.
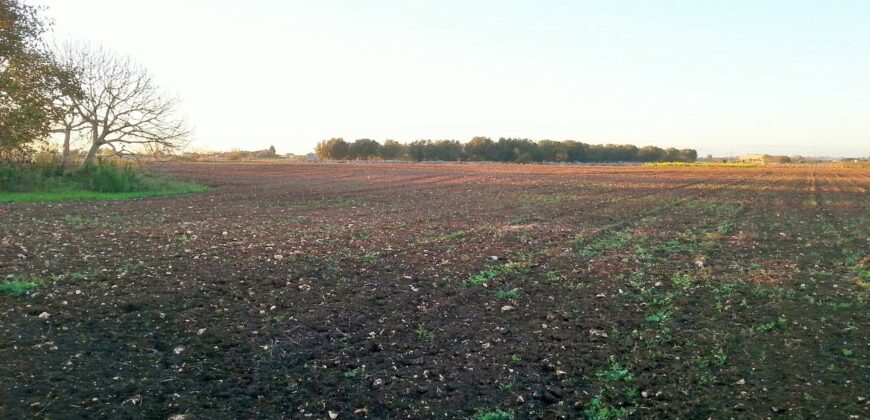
xmin=1 ymin=162 xmax=868 ymax=419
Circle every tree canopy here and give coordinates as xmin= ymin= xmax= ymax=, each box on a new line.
xmin=0 ymin=0 xmax=77 ymax=153
xmin=314 ymin=137 xmax=697 ymax=163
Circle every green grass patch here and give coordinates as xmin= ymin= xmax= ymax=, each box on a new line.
xmin=645 ymin=310 xmax=671 ymax=324
xmin=644 ymin=162 xmax=758 ymax=168
xmin=755 ymin=315 xmax=789 ymax=332
xmin=440 ymin=230 xmax=468 ymax=241
xmin=467 ymin=268 xmax=500 ymax=286
xmin=712 ymin=347 xmax=727 ymax=366
xmin=671 ymin=273 xmax=695 ymax=290
xmin=474 ymin=410 xmax=514 ymax=420
xmin=597 ymin=356 xmax=635 ymax=382
xmin=414 ymin=325 xmax=435 ymax=341
xmin=0 ymin=185 xmax=208 ymax=203
xmin=0 ymin=279 xmax=41 ymax=296
xmin=68 ymin=272 xmax=89 ymax=281
xmin=501 ymin=260 xmax=533 ymax=274
xmin=343 ymin=367 xmax=361 ymax=379
xmin=845 ymin=253 xmax=870 ymax=283
xmin=0 ymin=161 xmax=209 ymax=202
xmin=583 ymin=395 xmax=628 ymax=420
xmin=575 ymin=231 xmax=632 ymax=258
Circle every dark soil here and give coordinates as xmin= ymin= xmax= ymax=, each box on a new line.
xmin=1 ymin=162 xmax=868 ymax=419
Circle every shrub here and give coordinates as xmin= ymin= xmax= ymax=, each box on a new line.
xmin=0 ymin=160 xmax=67 ymax=192
xmin=0 ymin=159 xmax=206 ymax=201
xmin=78 ymin=162 xmax=140 ymax=192
xmin=1 ymin=160 xmax=142 ymax=193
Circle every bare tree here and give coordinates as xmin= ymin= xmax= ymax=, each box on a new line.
xmin=50 ymin=51 xmax=86 ymax=169
xmin=53 ymin=98 xmax=86 ymax=169
xmin=58 ymin=43 xmax=189 ymax=166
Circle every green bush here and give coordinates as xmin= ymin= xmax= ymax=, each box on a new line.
xmin=0 ymin=161 xmax=66 ymax=192
xmin=0 ymin=159 xmax=207 ymax=201
xmin=2 ymin=161 xmax=147 ymax=193
xmin=77 ymin=163 xmax=140 ymax=192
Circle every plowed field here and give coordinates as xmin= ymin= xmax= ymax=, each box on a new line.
xmin=1 ymin=162 xmax=868 ymax=419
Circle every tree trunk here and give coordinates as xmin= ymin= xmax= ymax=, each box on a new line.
xmin=83 ymin=123 xmax=102 ymax=166
xmin=83 ymin=141 xmax=101 ymax=166
xmin=60 ymin=127 xmax=72 ymax=171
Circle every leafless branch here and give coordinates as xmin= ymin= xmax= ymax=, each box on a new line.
xmin=53 ymin=42 xmax=190 ymax=166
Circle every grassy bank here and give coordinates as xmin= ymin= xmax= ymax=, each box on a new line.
xmin=644 ymin=162 xmax=759 ymax=168
xmin=0 ymin=160 xmax=208 ymax=202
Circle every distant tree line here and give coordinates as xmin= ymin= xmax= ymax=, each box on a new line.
xmin=315 ymin=137 xmax=698 ymax=163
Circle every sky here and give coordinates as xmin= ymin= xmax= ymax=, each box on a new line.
xmin=34 ymin=0 xmax=870 ymax=157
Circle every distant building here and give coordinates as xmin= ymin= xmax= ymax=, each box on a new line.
xmin=737 ymin=154 xmax=765 ymax=163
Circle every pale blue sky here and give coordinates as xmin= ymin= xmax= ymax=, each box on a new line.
xmin=36 ymin=0 xmax=870 ymax=157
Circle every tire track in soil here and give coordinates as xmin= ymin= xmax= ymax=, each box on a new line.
xmin=247 ymin=169 xmax=764 ymax=416
xmin=632 ymin=178 xmax=758 ymax=418
xmin=411 ymin=170 xmax=768 ymax=307
xmin=541 ymin=170 xmax=769 ymax=259
xmin=390 ymin=172 xmax=755 ymax=282
xmin=812 ymin=171 xmax=869 ymax=255
xmin=383 ymin=171 xmax=765 ymax=413
xmin=703 ymin=169 xmax=870 ymax=418
xmin=529 ymin=169 xmax=861 ymax=418
xmin=332 ymin=174 xmax=709 ymax=262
